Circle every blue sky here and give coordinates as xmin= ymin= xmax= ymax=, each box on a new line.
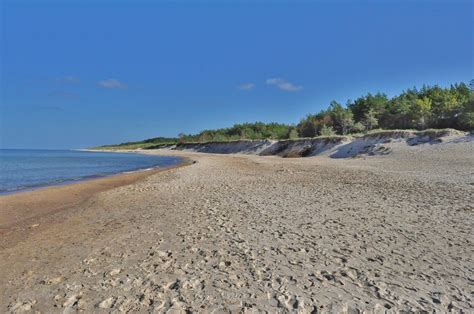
xmin=1 ymin=0 xmax=472 ymax=149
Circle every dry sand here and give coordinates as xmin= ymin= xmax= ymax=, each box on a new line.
xmin=0 ymin=139 xmax=473 ymax=312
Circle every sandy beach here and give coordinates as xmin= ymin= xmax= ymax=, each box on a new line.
xmin=1 ymin=138 xmax=473 ymax=312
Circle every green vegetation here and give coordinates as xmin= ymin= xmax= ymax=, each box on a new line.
xmin=95 ymin=137 xmax=178 ymax=150
xmin=96 ymin=81 xmax=473 ymax=149
xmin=297 ymin=82 xmax=473 ymax=137
xmin=178 ymin=122 xmax=293 ymax=143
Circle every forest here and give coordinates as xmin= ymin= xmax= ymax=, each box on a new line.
xmin=180 ymin=82 xmax=473 ymax=142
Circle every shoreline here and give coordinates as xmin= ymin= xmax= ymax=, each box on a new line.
xmin=0 ymin=156 xmax=194 ymax=246
xmin=0 ymin=149 xmax=185 ymax=196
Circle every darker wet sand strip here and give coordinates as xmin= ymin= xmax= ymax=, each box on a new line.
xmin=0 ymin=158 xmax=193 ymax=248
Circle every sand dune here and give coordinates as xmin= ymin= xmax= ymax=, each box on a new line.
xmin=0 ymin=136 xmax=473 ymax=312
xmin=172 ymin=129 xmax=468 ymax=159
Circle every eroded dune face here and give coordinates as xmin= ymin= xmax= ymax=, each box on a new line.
xmin=1 ymin=135 xmax=473 ymax=312
xmin=174 ymin=129 xmax=470 ymax=158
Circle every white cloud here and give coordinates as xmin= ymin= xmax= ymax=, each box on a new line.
xmin=266 ymin=78 xmax=303 ymax=92
xmin=57 ymin=76 xmax=80 ymax=84
xmin=238 ymin=83 xmax=256 ymax=90
xmin=98 ymin=78 xmax=127 ymax=89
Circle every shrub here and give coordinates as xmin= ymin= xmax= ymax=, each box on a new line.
xmin=352 ymin=122 xmax=366 ymax=133
xmin=320 ymin=125 xmax=336 ymax=136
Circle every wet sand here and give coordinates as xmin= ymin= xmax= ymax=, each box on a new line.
xmin=0 ymin=160 xmax=192 ymax=249
xmin=0 ymin=140 xmax=473 ymax=312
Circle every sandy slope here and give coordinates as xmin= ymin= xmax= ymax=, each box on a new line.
xmin=0 ymin=139 xmax=473 ymax=312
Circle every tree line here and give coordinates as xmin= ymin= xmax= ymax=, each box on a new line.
xmin=100 ymin=81 xmax=473 ymax=148
xmin=180 ymin=82 xmax=473 ymax=142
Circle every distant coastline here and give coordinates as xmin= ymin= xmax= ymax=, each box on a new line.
xmin=93 ymin=128 xmax=471 ymax=159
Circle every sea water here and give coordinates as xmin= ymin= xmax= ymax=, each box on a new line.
xmin=0 ymin=149 xmax=183 ymax=194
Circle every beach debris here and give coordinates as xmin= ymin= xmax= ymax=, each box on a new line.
xmin=98 ymin=296 xmax=116 ymax=309
xmin=9 ymin=300 xmax=36 ymax=312
xmin=107 ymin=268 xmax=122 ymax=277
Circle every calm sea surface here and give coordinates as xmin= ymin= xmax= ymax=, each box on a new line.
xmin=0 ymin=149 xmax=183 ymax=194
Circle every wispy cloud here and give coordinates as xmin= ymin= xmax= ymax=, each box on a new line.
xmin=48 ymin=91 xmax=80 ymax=99
xmin=238 ymin=83 xmax=256 ymax=90
xmin=98 ymin=78 xmax=127 ymax=89
xmin=266 ymin=78 xmax=303 ymax=92
xmin=56 ymin=76 xmax=80 ymax=84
